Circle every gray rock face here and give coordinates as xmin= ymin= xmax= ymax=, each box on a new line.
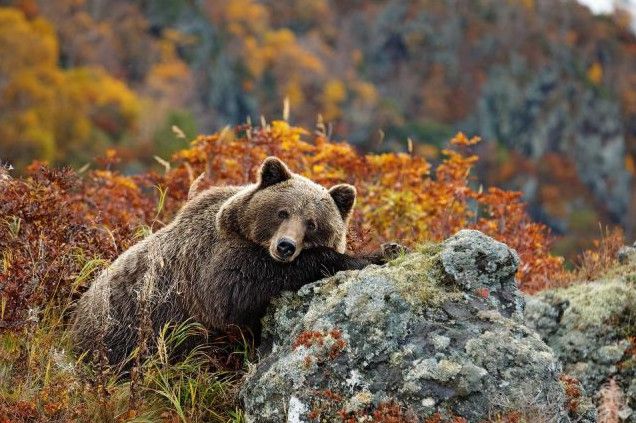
xmin=440 ymin=230 xmax=522 ymax=318
xmin=474 ymin=65 xmax=631 ymax=228
xmin=240 ymin=230 xmax=595 ymax=422
xmin=526 ymin=275 xmax=636 ymax=422
xmin=618 ymin=244 xmax=636 ymax=265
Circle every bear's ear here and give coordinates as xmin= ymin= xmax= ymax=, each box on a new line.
xmin=258 ymin=157 xmax=292 ymax=189
xmin=329 ymin=184 xmax=356 ymax=220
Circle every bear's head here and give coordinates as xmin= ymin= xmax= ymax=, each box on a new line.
xmin=217 ymin=157 xmax=356 ymax=263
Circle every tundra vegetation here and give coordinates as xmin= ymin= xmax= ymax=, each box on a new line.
xmin=1 ymin=121 xmax=633 ymax=421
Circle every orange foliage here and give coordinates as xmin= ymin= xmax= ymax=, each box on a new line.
xmin=292 ymin=328 xmax=346 ymax=360
xmin=338 ymin=401 xmax=418 ymax=423
xmin=0 ymin=7 xmax=141 ymax=168
xmin=424 ymin=413 xmax=468 ymax=423
xmin=0 ymin=162 xmax=156 ymax=329
xmin=560 ymin=374 xmax=583 ymax=414
xmin=1 ymin=122 xmax=563 ymax=329
xmin=555 ymin=226 xmax=625 ymax=284
xmin=587 ymin=62 xmax=604 ymax=85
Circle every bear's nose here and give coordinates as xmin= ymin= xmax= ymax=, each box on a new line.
xmin=276 ymin=238 xmax=296 ymax=258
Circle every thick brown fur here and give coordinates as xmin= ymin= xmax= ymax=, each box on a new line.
xmin=72 ymin=157 xmax=397 ymax=365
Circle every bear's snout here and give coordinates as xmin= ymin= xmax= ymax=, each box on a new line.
xmin=276 ymin=238 xmax=296 ymax=259
xmin=269 ymin=217 xmax=305 ymax=262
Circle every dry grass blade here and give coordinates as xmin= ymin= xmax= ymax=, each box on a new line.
xmin=597 ymin=378 xmax=628 ymax=423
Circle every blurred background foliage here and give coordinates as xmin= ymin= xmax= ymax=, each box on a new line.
xmin=0 ymin=0 xmax=635 ymax=259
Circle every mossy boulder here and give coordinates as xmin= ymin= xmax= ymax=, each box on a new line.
xmin=526 ymin=267 xmax=636 ymax=421
xmin=240 ymin=230 xmax=595 ymax=422
xmin=617 ymin=242 xmax=636 ymax=265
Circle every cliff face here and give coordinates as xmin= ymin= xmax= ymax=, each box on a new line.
xmin=240 ymin=231 xmax=595 ymax=422
xmin=474 ymin=65 xmax=631 ymax=231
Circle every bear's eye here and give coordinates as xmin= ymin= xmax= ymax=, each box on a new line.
xmin=306 ymin=220 xmax=316 ymax=231
xmin=278 ymin=210 xmax=289 ymax=219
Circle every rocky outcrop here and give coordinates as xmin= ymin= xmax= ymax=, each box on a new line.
xmin=618 ymin=241 xmax=636 ymax=265
xmin=240 ymin=230 xmax=595 ymax=422
xmin=474 ymin=65 xmax=631 ymax=229
xmin=525 ymin=254 xmax=636 ymax=422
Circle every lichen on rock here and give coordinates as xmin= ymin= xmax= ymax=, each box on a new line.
xmin=618 ymin=242 xmax=636 ymax=266
xmin=525 ymin=271 xmax=636 ymax=421
xmin=241 ymin=230 xmax=595 ymax=422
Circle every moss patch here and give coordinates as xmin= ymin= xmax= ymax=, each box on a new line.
xmin=597 ymin=259 xmax=636 ymax=283
xmin=548 ymin=279 xmax=636 ymax=330
xmin=387 ymin=244 xmax=460 ymax=307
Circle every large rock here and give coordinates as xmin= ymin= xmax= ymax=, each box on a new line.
xmin=240 ymin=230 xmax=595 ymax=422
xmin=525 ymin=266 xmax=636 ymax=421
xmin=617 ymin=242 xmax=636 ymax=265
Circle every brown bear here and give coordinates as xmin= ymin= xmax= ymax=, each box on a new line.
xmin=72 ymin=157 xmax=399 ymax=365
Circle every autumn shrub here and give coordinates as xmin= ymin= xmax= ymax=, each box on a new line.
xmin=569 ymin=226 xmax=626 ymax=282
xmin=0 ymin=161 xmax=157 ymax=328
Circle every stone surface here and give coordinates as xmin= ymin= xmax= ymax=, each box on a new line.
xmin=526 ymin=273 xmax=636 ymax=422
xmin=240 ymin=230 xmax=595 ymax=422
xmin=618 ymin=245 xmax=636 ymax=265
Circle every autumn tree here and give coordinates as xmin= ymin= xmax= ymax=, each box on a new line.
xmin=0 ymin=7 xmax=141 ymax=168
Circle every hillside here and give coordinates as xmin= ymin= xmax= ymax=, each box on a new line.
xmin=0 ymin=0 xmax=635 ymax=256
